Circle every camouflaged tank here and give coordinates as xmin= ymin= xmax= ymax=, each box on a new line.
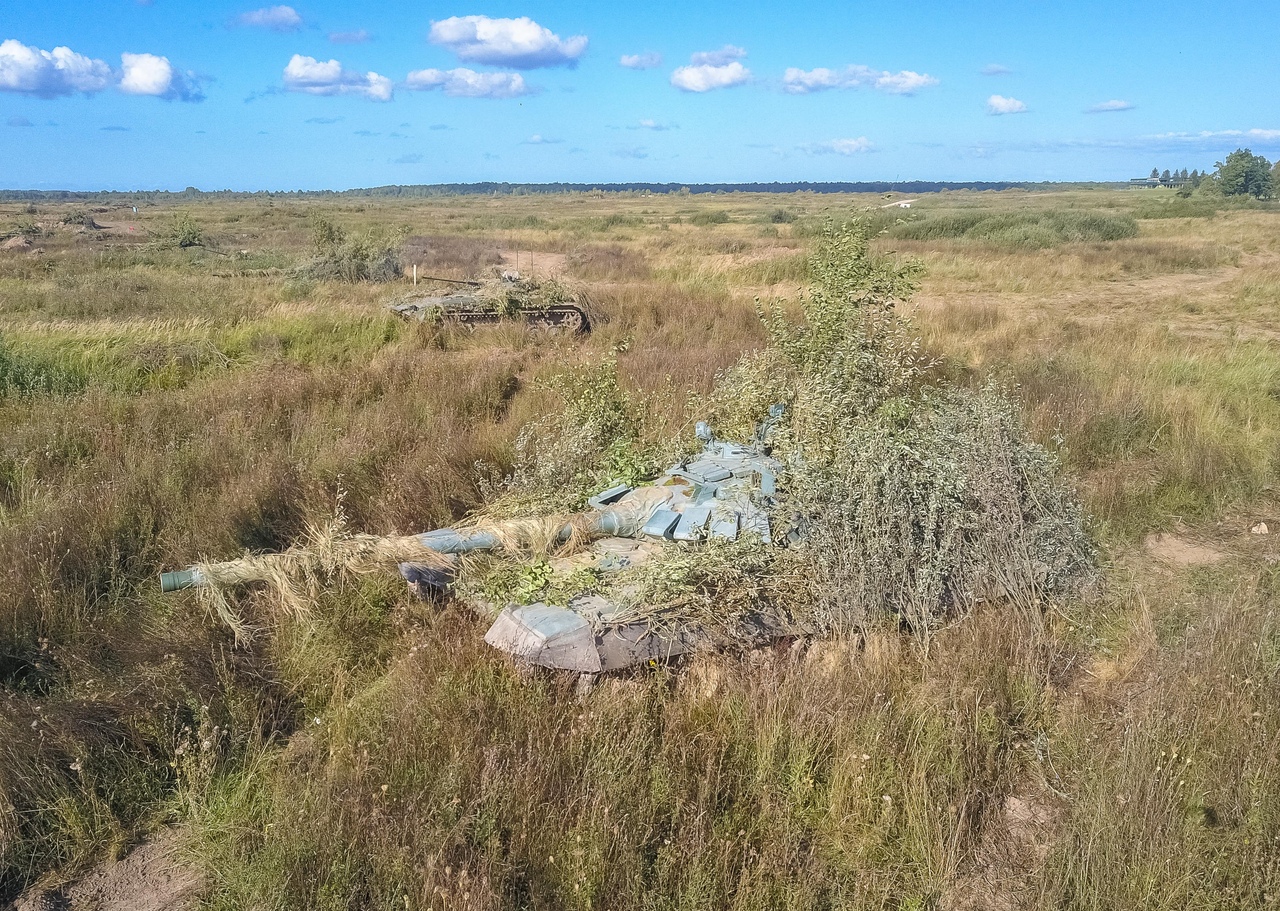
xmin=161 ymin=406 xmax=790 ymax=674
xmin=405 ymin=406 xmax=790 ymax=673
xmin=389 ymin=272 xmax=590 ymax=333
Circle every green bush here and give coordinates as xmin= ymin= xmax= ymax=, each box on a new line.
xmin=157 ymin=212 xmax=205 ymax=249
xmin=712 ymin=219 xmax=1094 ymax=633
xmin=301 ymin=217 xmax=405 ymax=283
xmin=58 ymin=209 xmax=100 ymax=229
xmin=690 ymin=210 xmax=730 ymax=226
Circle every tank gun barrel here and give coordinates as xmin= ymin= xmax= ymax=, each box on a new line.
xmin=418 ymin=276 xmax=483 ymax=288
xmin=159 ymin=508 xmax=641 ymax=595
xmin=159 ymin=568 xmax=207 ymax=593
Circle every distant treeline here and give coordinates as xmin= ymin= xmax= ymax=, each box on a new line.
xmin=0 ymin=179 xmax=1116 ymax=203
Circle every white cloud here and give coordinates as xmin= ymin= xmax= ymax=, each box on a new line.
xmin=523 ymin=133 xmax=562 ymax=144
xmin=637 ymin=118 xmax=673 ymax=130
xmin=981 ymin=63 xmax=1011 ymax=76
xmin=987 ymin=94 xmax=1027 ymax=114
xmin=0 ymin=39 xmax=111 ymax=97
xmin=405 ymin=67 xmax=530 ymax=99
xmin=429 ymin=16 xmax=587 ymax=69
xmin=690 ymin=45 xmax=745 ymax=67
xmin=671 ymin=48 xmax=750 ymax=93
xmin=783 ymin=65 xmax=938 ymax=95
xmin=671 ymin=61 xmax=749 ymax=92
xmin=620 ymin=52 xmax=662 ymax=70
xmin=283 ymin=55 xmax=393 ymax=101
xmin=329 ymin=30 xmax=372 ymax=45
xmin=236 ymin=6 xmax=303 ymax=31
xmin=1087 ymin=99 xmax=1133 ymax=113
xmin=120 ymin=52 xmax=204 ymax=102
xmin=1150 ymin=128 xmax=1280 ymax=143
xmin=805 ymin=137 xmax=874 ymax=155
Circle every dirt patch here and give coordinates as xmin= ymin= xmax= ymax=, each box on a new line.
xmin=400 ymin=235 xmax=504 ymax=277
xmin=1144 ymin=532 xmax=1227 ymax=566
xmin=91 ymin=222 xmax=145 ymax=239
xmin=12 ymin=829 xmax=200 ymax=911
xmin=500 ymin=249 xmax=568 ymax=277
xmin=943 ymin=784 xmax=1063 ymax=911
xmin=2 ymin=236 xmax=32 ymax=252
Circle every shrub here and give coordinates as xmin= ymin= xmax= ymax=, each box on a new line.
xmin=301 ymin=217 xmax=405 ymax=283
xmin=58 ymin=209 xmax=100 ymax=229
xmin=711 ymin=219 xmax=1095 ymax=633
xmin=690 ymin=210 xmax=730 ymax=226
xmin=158 ymin=212 xmax=205 ymax=249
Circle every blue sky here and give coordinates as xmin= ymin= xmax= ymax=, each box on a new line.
xmin=1 ymin=0 xmax=1277 ymax=190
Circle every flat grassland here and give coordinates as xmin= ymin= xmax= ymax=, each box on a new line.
xmin=1 ymin=188 xmax=1278 ymax=910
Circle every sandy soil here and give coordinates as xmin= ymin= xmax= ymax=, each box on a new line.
xmin=11 ymin=830 xmax=200 ymax=911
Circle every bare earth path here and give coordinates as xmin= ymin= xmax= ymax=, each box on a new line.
xmin=10 ymin=830 xmax=200 ymax=911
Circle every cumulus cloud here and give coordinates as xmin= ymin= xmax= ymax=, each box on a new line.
xmin=987 ymin=94 xmax=1027 ymax=114
xmin=283 ymin=55 xmax=393 ymax=101
xmin=620 ymin=52 xmax=662 ymax=69
xmin=120 ymin=52 xmax=204 ymax=102
xmin=429 ymin=16 xmax=587 ymax=69
xmin=804 ymin=137 xmax=874 ymax=155
xmin=405 ymin=67 xmax=530 ymax=99
xmin=1087 ymin=99 xmax=1133 ymax=113
xmin=783 ymin=65 xmax=938 ymax=95
xmin=981 ymin=63 xmax=1012 ymax=76
xmin=329 ymin=30 xmax=372 ymax=44
xmin=0 ymin=39 xmax=111 ymax=97
xmin=637 ymin=118 xmax=673 ymax=130
xmin=671 ymin=61 xmax=749 ymax=92
xmin=236 ymin=5 xmax=303 ymax=31
xmin=670 ymin=47 xmax=749 ymax=92
xmin=523 ymin=133 xmax=562 ymax=144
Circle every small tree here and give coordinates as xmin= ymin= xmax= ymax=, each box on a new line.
xmin=161 ymin=212 xmax=204 ymax=248
xmin=1215 ymin=148 xmax=1274 ymax=198
xmin=1179 ymin=168 xmax=1189 ymax=180
xmin=1161 ymin=169 xmax=1171 ymax=181
xmin=1150 ymin=167 xmax=1160 ymax=179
